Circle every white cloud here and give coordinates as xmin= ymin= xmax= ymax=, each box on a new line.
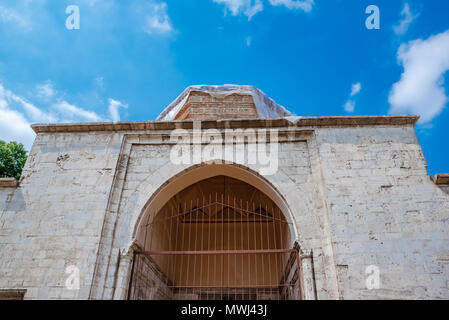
xmin=108 ymin=98 xmax=127 ymax=123
xmin=79 ymin=0 xmax=109 ymax=7
xmin=350 ymin=82 xmax=362 ymax=97
xmin=213 ymin=0 xmax=263 ymax=20
xmin=389 ymin=30 xmax=449 ymax=123
xmin=0 ymin=5 xmax=31 ymax=30
xmin=53 ymin=101 xmax=103 ymax=122
xmin=213 ymin=0 xmax=314 ymax=19
xmin=344 ymin=100 xmax=355 ymax=113
xmin=36 ymin=81 xmax=56 ymax=99
xmin=143 ymin=2 xmax=174 ymax=34
xmin=0 ymin=83 xmax=55 ymax=123
xmin=0 ymin=81 xmax=130 ymax=149
xmin=393 ymin=3 xmax=420 ymax=36
xmin=95 ymin=76 xmax=104 ymax=88
xmin=19 ymin=99 xmax=56 ymax=123
xmin=0 ymin=84 xmax=46 ymax=149
xmin=1 ymin=1 xmax=173 ymax=38
xmin=268 ymin=0 xmax=314 ymax=12
xmin=0 ymin=102 xmax=35 ymax=150
xmin=246 ymin=36 xmax=252 ymax=46
xmin=343 ymin=82 xmax=362 ymax=113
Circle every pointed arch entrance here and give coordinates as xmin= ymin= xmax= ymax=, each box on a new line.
xmin=127 ymin=164 xmax=302 ymax=300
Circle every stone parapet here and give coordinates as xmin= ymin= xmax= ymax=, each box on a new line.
xmin=434 ymin=174 xmax=449 ymax=185
xmin=0 ymin=178 xmax=18 ymax=188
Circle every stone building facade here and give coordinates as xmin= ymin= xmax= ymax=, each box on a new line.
xmin=0 ymin=85 xmax=448 ymax=300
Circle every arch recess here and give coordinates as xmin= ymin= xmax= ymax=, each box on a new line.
xmin=133 ymin=163 xmax=299 ymax=248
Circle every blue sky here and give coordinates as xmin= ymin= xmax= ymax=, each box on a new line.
xmin=0 ymin=0 xmax=448 ymax=175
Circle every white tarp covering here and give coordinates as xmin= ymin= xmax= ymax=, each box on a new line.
xmin=156 ymin=85 xmax=295 ymax=121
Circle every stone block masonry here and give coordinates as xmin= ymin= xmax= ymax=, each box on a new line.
xmin=0 ymin=115 xmax=448 ymax=300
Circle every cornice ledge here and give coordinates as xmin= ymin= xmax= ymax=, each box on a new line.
xmin=31 ymin=116 xmax=420 ymax=134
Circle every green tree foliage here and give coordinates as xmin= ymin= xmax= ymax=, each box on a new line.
xmin=0 ymin=140 xmax=28 ymax=180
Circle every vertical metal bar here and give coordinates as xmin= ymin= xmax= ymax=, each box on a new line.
xmin=127 ymin=251 xmax=137 ymax=300
xmin=222 ymin=177 xmax=225 ymax=301
xmin=259 ymin=201 xmax=265 ymax=293
xmin=295 ymin=249 xmax=302 ymax=301
xmin=166 ymin=207 xmax=174 ymax=294
xmin=149 ymin=213 xmax=156 ymax=252
xmin=186 ymin=200 xmax=193 ymax=292
xmin=246 ymin=200 xmax=250 ymax=300
xmin=172 ymin=205 xmax=179 ymax=298
xmin=277 ymin=206 xmax=285 ymax=299
xmin=240 ymin=198 xmax=244 ymax=300
xmin=234 ymin=196 xmax=237 ymax=300
xmin=266 ymin=203 xmax=272 ymax=297
xmin=221 ymin=193 xmax=224 ymax=300
xmin=192 ymin=198 xmax=199 ymax=291
xmin=199 ymin=196 xmax=204 ymax=298
xmin=179 ymin=201 xmax=186 ymax=293
xmin=253 ymin=202 xmax=257 ymax=298
xmin=226 ymin=194 xmax=231 ymax=290
xmin=271 ymin=203 xmax=279 ymax=300
xmin=207 ymin=193 xmax=212 ymax=300
xmin=215 ymin=192 xmax=218 ymax=301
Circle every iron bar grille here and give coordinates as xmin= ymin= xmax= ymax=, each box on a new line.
xmin=128 ymin=192 xmax=301 ymax=300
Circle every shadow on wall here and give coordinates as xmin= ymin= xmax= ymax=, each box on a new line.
xmin=439 ymin=185 xmax=449 ymax=196
xmin=0 ymin=188 xmax=27 ymax=216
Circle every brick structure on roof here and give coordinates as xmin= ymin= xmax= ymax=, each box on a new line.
xmin=174 ymin=92 xmax=258 ymax=120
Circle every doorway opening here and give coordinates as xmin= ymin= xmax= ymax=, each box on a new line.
xmin=128 ymin=175 xmax=301 ymax=300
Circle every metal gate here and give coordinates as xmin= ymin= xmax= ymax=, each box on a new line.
xmin=128 ymin=194 xmax=301 ymax=300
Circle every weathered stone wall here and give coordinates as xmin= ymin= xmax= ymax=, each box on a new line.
xmin=316 ymin=125 xmax=449 ymax=299
xmin=1 ymin=122 xmax=448 ymax=300
xmin=0 ymin=132 xmax=123 ymax=299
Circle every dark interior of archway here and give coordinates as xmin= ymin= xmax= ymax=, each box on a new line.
xmin=131 ymin=176 xmax=298 ymax=300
